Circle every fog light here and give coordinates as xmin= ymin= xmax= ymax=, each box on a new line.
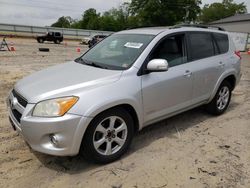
xmin=50 ymin=134 xmax=59 ymax=146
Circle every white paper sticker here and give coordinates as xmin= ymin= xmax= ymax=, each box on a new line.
xmin=122 ymin=63 xmax=129 ymax=68
xmin=124 ymin=42 xmax=143 ymax=49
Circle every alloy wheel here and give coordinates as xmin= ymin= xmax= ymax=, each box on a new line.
xmin=217 ymin=86 xmax=230 ymax=110
xmin=93 ymin=116 xmax=128 ymax=156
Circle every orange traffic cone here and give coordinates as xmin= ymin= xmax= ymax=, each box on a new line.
xmin=10 ymin=42 xmax=15 ymax=51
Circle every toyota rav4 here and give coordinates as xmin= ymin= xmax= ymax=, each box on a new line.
xmin=7 ymin=25 xmax=241 ymax=163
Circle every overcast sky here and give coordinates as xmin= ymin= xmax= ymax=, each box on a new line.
xmin=0 ymin=0 xmax=249 ymax=26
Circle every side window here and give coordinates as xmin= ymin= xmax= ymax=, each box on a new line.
xmin=150 ymin=34 xmax=187 ymax=67
xmin=55 ymin=32 xmax=61 ymax=37
xmin=213 ymin=33 xmax=229 ymax=54
xmin=189 ymin=32 xmax=214 ymax=61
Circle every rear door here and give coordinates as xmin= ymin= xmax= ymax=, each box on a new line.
xmin=212 ymin=32 xmax=231 ymax=71
xmin=186 ymin=32 xmax=225 ymax=104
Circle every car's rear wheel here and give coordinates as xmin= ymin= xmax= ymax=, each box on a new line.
xmin=80 ymin=108 xmax=134 ymax=164
xmin=206 ymin=81 xmax=232 ymax=115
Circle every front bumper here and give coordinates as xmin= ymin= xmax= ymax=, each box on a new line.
xmin=7 ymin=92 xmax=93 ymax=156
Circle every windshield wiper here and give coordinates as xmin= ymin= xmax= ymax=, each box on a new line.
xmin=76 ymin=58 xmax=108 ymax=69
xmin=85 ymin=61 xmax=108 ymax=69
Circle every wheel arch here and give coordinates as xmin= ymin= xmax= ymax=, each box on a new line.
xmin=76 ymin=103 xmax=140 ymax=156
xmin=87 ymin=103 xmax=141 ymax=133
xmin=72 ymin=101 xmax=142 ymax=153
xmin=224 ymin=75 xmax=236 ymax=90
xmin=209 ymin=72 xmax=236 ymax=102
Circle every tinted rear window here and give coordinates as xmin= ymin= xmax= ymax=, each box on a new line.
xmin=55 ymin=32 xmax=61 ymax=36
xmin=213 ymin=33 xmax=229 ymax=54
xmin=189 ymin=32 xmax=214 ymax=61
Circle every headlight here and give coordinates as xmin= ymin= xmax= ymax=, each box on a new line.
xmin=32 ymin=97 xmax=78 ymax=117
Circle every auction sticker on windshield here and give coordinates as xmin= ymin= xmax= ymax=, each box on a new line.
xmin=124 ymin=42 xmax=143 ymax=49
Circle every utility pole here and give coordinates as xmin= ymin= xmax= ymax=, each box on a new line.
xmin=184 ymin=5 xmax=190 ymax=24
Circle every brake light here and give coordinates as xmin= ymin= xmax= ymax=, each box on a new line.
xmin=235 ymin=51 xmax=241 ymax=59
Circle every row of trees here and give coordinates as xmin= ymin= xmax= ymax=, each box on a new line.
xmin=51 ymin=0 xmax=247 ymax=31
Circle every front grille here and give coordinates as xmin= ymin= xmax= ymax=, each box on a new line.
xmin=11 ymin=109 xmax=22 ymax=123
xmin=12 ymin=90 xmax=28 ymax=107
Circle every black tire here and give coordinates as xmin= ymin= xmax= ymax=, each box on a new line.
xmin=80 ymin=108 xmax=134 ymax=164
xmin=54 ymin=39 xmax=60 ymax=44
xmin=39 ymin=48 xmax=49 ymax=52
xmin=38 ymin=38 xmax=44 ymax=43
xmin=206 ymin=81 xmax=232 ymax=115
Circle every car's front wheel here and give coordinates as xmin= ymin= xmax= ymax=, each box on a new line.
xmin=80 ymin=108 xmax=134 ymax=163
xmin=38 ymin=38 xmax=44 ymax=43
xmin=206 ymin=81 xmax=232 ymax=115
xmin=54 ymin=39 xmax=60 ymax=44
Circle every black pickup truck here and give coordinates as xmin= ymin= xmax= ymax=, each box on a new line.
xmin=37 ymin=32 xmax=63 ymax=44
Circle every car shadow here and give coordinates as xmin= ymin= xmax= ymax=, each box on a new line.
xmin=33 ymin=101 xmax=240 ymax=174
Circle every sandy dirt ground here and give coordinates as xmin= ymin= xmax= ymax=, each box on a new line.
xmin=0 ymin=38 xmax=250 ymax=188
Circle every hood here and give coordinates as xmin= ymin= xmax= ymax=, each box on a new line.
xmin=15 ymin=61 xmax=122 ymax=103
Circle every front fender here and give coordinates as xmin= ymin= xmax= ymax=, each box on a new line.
xmin=85 ymin=98 xmax=143 ymax=129
xmin=69 ymin=98 xmax=142 ymax=155
xmin=69 ymin=69 xmax=143 ymax=130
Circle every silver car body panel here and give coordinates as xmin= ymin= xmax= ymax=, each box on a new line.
xmin=142 ymin=62 xmax=193 ymax=124
xmin=7 ymin=27 xmax=241 ymax=156
xmin=15 ymin=62 xmax=122 ymax=103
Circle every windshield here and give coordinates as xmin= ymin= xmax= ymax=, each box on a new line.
xmin=78 ymin=34 xmax=155 ymax=70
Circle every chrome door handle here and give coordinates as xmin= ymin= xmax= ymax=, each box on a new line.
xmin=184 ymin=70 xmax=192 ymax=77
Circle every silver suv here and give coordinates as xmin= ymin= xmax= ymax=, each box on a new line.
xmin=7 ymin=25 xmax=241 ymax=163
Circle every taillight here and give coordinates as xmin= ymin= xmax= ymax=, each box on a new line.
xmin=235 ymin=51 xmax=241 ymax=59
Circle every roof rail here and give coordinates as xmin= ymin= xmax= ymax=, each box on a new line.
xmin=171 ymin=24 xmax=226 ymax=31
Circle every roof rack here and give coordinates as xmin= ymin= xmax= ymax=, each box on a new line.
xmin=170 ymin=24 xmax=226 ymax=31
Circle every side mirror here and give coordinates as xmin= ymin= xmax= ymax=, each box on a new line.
xmin=147 ymin=59 xmax=169 ymax=72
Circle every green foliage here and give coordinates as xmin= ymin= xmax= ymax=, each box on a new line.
xmin=129 ymin=0 xmax=202 ymax=26
xmin=51 ymin=1 xmax=202 ymax=31
xmin=51 ymin=0 xmax=247 ymax=31
xmin=70 ymin=20 xmax=81 ymax=29
xmin=79 ymin=8 xmax=100 ymax=30
xmin=98 ymin=3 xmax=137 ymax=31
xmin=51 ymin=16 xmax=73 ymax=28
xmin=99 ymin=8 xmax=126 ymax=31
xmin=200 ymin=0 xmax=247 ymax=23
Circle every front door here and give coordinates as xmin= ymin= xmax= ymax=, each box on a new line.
xmin=142 ymin=33 xmax=193 ymax=124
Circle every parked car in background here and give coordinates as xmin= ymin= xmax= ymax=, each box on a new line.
xmin=80 ymin=36 xmax=92 ymax=45
xmin=37 ymin=32 xmax=63 ymax=44
xmin=88 ymin=34 xmax=108 ymax=48
xmin=7 ymin=25 xmax=241 ymax=164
